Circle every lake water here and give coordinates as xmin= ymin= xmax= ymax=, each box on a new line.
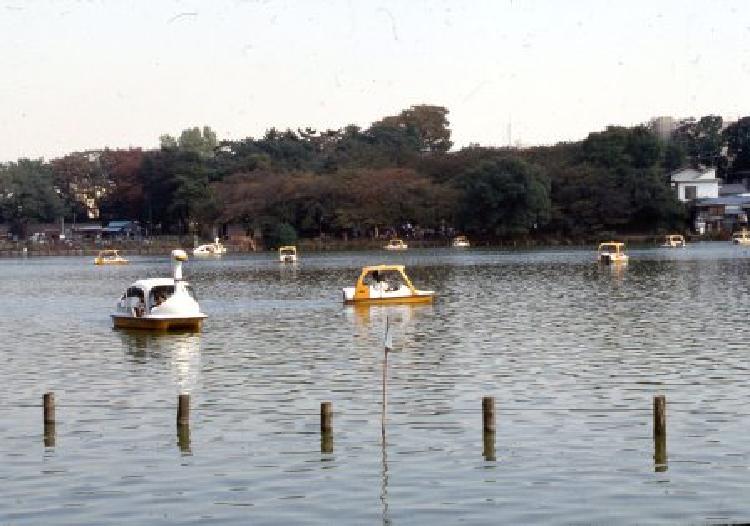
xmin=2 ymin=242 xmax=750 ymax=524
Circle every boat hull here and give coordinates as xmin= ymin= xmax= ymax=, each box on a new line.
xmin=95 ymin=259 xmax=128 ymax=265
xmin=598 ymin=255 xmax=628 ymax=264
xmin=111 ymin=315 xmax=205 ymax=331
xmin=343 ymin=294 xmax=434 ymax=305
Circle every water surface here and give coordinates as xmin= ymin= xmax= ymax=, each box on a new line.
xmin=1 ymin=242 xmax=750 ymax=524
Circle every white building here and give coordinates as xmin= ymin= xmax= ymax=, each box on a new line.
xmin=670 ymin=168 xmax=720 ymax=202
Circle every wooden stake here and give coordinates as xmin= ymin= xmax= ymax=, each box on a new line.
xmin=320 ymin=401 xmax=333 ymax=453
xmin=653 ymin=395 xmax=667 ymax=471
xmin=177 ymin=394 xmax=190 ymax=426
xmin=320 ymin=401 xmax=333 ymax=433
xmin=43 ymin=392 xmax=56 ymax=447
xmin=43 ymin=392 xmax=55 ymax=424
xmin=482 ymin=396 xmax=496 ymax=433
xmin=653 ymin=395 xmax=666 ymax=438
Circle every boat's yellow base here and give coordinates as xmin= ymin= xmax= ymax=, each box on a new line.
xmin=345 ymin=295 xmax=434 ymax=305
xmin=112 ymin=316 xmax=204 ymax=331
xmin=95 ymin=260 xmax=129 ymax=265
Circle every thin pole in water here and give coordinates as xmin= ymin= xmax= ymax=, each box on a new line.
xmin=653 ymin=394 xmax=667 ymax=471
xmin=382 ymin=316 xmax=392 ymax=440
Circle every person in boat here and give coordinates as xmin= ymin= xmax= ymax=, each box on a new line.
xmin=133 ymin=297 xmax=145 ymax=317
xmin=370 ymin=270 xmax=388 ymax=292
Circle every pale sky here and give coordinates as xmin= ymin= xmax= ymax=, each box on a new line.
xmin=0 ymin=0 xmax=748 ymax=162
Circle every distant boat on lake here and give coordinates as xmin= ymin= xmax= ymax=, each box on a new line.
xmin=384 ymin=239 xmax=408 ymax=251
xmin=597 ymin=242 xmax=628 ymax=264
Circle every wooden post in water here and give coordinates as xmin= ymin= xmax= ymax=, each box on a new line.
xmin=43 ymin=392 xmax=56 ymax=447
xmin=43 ymin=392 xmax=55 ymax=424
xmin=653 ymin=395 xmax=667 ymax=471
xmin=482 ymin=396 xmax=496 ymax=432
xmin=482 ymin=396 xmax=496 ymax=461
xmin=177 ymin=394 xmax=190 ymax=425
xmin=176 ymin=394 xmax=191 ymax=453
xmin=320 ymin=401 xmax=333 ymax=453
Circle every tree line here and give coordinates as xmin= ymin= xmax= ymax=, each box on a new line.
xmin=2 ymin=106 xmax=750 ymax=244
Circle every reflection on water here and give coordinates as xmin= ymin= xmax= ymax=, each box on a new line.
xmin=345 ymin=302 xmax=433 ymax=329
xmin=2 ymin=243 xmax=750 ymax=523
xmin=118 ymin=331 xmax=202 ymax=393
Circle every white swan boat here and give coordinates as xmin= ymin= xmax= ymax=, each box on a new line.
xmin=193 ymin=238 xmax=227 ymax=256
xmin=111 ymin=249 xmax=207 ymax=331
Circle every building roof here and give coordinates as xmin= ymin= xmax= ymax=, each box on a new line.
xmin=695 ymin=195 xmax=750 ymax=207
xmin=106 ymin=220 xmax=136 ymax=228
xmin=671 ymin=167 xmax=718 ymax=183
xmin=719 ymin=183 xmax=749 ymax=196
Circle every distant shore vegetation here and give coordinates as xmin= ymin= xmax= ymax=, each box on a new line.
xmin=2 ymin=106 xmax=750 ymax=244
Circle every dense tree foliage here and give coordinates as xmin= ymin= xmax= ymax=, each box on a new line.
xmin=723 ymin=117 xmax=750 ymax=182
xmin=458 ymin=157 xmax=550 ymax=236
xmin=0 ymin=159 xmax=65 ymax=236
xmin=8 ymin=105 xmax=747 ymax=244
xmin=671 ymin=116 xmax=724 ymax=169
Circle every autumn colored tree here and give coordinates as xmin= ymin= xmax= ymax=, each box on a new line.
xmin=98 ymin=148 xmax=145 ymax=220
xmin=51 ymin=152 xmax=107 ymax=220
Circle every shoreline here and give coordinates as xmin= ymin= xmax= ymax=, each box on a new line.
xmin=0 ymin=233 xmax=724 ymax=258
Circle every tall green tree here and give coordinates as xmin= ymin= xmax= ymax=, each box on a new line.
xmin=376 ymin=105 xmax=452 ymax=153
xmin=161 ymin=126 xmax=218 ymax=158
xmin=723 ymin=116 xmax=750 ymax=182
xmin=672 ymin=115 xmax=723 ymax=168
xmin=458 ymin=157 xmax=550 ymax=236
xmin=139 ymin=149 xmax=215 ymax=234
xmin=0 ymin=159 xmax=66 ymax=236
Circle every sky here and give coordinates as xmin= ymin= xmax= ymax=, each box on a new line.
xmin=0 ymin=0 xmax=748 ymax=162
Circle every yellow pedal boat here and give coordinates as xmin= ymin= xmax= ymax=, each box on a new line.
xmin=342 ymin=265 xmax=435 ymax=304
xmin=94 ymin=249 xmax=128 ymax=265
xmin=597 ymin=242 xmax=628 ymax=264
xmin=662 ymin=234 xmax=685 ymax=248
